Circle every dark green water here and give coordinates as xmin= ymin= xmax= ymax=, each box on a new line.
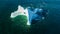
xmin=0 ymin=0 xmax=60 ymax=34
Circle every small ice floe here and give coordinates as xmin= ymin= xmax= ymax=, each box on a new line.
xmin=10 ymin=5 xmax=25 ymax=18
xmin=10 ymin=5 xmax=49 ymax=26
xmin=10 ymin=5 xmax=31 ymax=26
xmin=42 ymin=17 xmax=45 ymax=20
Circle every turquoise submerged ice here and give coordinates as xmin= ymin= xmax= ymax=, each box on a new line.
xmin=27 ymin=7 xmax=48 ymax=24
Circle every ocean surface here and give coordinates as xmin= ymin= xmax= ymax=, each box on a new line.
xmin=0 ymin=0 xmax=60 ymax=34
